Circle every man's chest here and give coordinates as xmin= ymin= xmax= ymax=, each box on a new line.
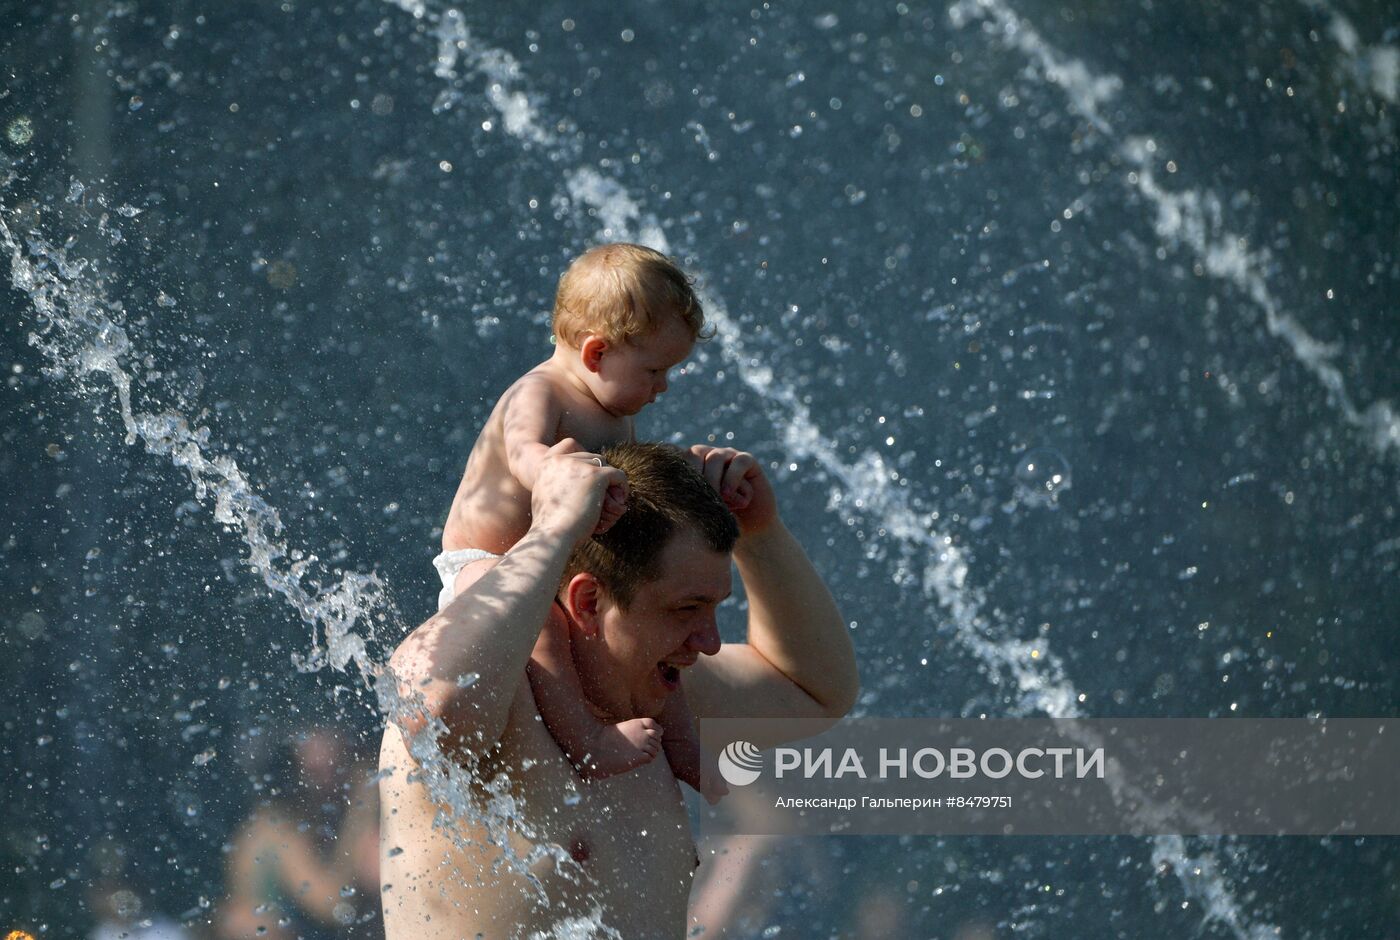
xmin=497 ymin=699 xmax=698 ymax=887
xmin=380 ymin=694 xmax=698 ymax=937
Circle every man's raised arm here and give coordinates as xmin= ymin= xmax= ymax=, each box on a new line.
xmin=684 ymin=446 xmax=859 ymax=723
xmin=385 ymin=441 xmax=623 ymax=755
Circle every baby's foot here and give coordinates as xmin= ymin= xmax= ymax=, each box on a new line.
xmin=696 ymin=763 xmax=730 ymax=806
xmin=575 ymin=717 xmax=663 ymax=779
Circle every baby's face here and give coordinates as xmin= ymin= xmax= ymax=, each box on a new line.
xmin=593 ymin=314 xmax=694 ymax=416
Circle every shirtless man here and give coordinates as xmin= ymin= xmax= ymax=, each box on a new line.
xmin=379 ymin=440 xmax=859 ymax=939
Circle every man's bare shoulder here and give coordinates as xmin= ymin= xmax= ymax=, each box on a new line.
xmin=685 ymin=643 xmax=832 ymax=723
xmin=379 ymin=664 xmax=540 ymax=772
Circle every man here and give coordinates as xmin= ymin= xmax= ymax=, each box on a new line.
xmin=378 ymin=439 xmax=858 ymax=938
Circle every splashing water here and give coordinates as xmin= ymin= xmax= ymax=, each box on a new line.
xmin=950 ymin=0 xmax=1400 ymax=462
xmin=1 ymin=194 xmax=384 ymax=675
xmin=0 ymin=170 xmax=584 ymax=924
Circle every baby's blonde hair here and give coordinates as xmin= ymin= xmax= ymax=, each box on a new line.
xmin=552 ymin=243 xmax=709 ymax=348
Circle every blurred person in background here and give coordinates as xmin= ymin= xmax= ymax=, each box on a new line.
xmin=216 ymin=728 xmax=378 ymax=939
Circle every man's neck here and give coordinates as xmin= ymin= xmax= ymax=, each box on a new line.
xmin=555 ymin=595 xmax=625 ymax=724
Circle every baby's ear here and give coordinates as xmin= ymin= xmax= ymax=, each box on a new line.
xmin=579 ymin=335 xmax=608 ymax=373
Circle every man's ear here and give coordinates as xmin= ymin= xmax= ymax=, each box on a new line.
xmin=579 ymin=335 xmax=608 ymax=374
xmin=563 ymin=572 xmax=604 ymax=637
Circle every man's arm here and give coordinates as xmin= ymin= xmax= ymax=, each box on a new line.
xmin=683 ymin=447 xmax=859 ymax=723
xmin=386 ymin=441 xmax=622 ymax=755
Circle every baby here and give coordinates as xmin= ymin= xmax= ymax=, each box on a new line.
xmin=434 ymin=243 xmax=727 ymax=802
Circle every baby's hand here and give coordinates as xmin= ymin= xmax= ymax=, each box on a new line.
xmin=593 ymin=478 xmax=629 ymax=535
xmin=721 ymin=478 xmax=754 ymax=514
xmin=686 ymin=444 xmax=777 ymax=535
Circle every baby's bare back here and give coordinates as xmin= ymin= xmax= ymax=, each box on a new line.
xmin=442 ymin=363 xmax=633 ymax=555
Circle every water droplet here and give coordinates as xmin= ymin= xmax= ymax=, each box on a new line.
xmin=128 ymin=96 xmax=144 ymax=111
xmin=7 ymin=116 xmax=35 ymax=145
xmin=1013 ymin=448 xmax=1071 ymax=507
xmin=113 ymin=889 xmax=141 ymax=917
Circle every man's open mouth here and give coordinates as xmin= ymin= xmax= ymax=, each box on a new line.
xmin=658 ymin=662 xmax=681 ymax=690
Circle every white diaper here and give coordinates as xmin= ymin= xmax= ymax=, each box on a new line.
xmin=432 ymin=548 xmax=501 ymax=611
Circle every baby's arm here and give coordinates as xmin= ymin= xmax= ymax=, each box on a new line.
xmin=660 ymin=687 xmax=728 ymax=805
xmin=503 ymin=378 xmax=626 ymax=532
xmin=527 ymin=611 xmax=663 ymax=779
xmin=501 ymin=377 xmax=563 ymax=491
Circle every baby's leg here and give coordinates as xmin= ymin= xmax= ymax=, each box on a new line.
xmin=449 ymin=552 xmax=503 ymax=606
xmin=660 ymin=687 xmax=728 ymax=805
xmin=527 ymin=613 xmax=662 ymax=779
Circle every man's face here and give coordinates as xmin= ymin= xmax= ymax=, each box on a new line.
xmin=577 ymin=527 xmax=730 ymax=720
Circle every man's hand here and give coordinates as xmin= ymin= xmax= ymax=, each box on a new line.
xmin=685 ymin=445 xmax=777 ymax=536
xmin=532 ymin=438 xmax=627 ymax=545
xmin=386 ymin=438 xmax=625 ymax=755
xmin=681 ymin=443 xmax=859 ymax=727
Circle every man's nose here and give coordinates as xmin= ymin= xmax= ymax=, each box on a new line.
xmin=654 ymin=373 xmax=668 ymax=395
xmin=687 ymin=616 xmax=721 ymax=656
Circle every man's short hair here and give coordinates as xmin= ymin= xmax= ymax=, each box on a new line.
xmin=563 ymin=442 xmax=739 ymax=608
xmin=551 ymin=243 xmax=711 ymax=348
